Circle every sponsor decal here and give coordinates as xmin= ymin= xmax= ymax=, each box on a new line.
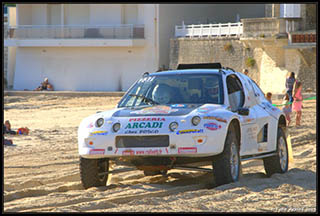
xmin=178 ymin=147 xmax=197 ymax=154
xmin=89 ymin=149 xmax=105 ymax=155
xmin=87 ymin=122 xmax=94 ymax=128
xmin=125 ymin=122 xmax=163 ymax=129
xmin=90 ymin=131 xmax=108 ymax=136
xmin=193 ymin=136 xmax=207 ymax=145
xmin=129 ymin=117 xmax=166 ymax=122
xmin=124 ymin=129 xmax=159 ymax=134
xmin=171 ymin=104 xmax=187 ymax=108
xmin=245 ymin=118 xmax=255 ymax=123
xmin=197 ymin=107 xmax=211 ymax=113
xmin=131 ymin=106 xmax=178 ymax=115
xmin=203 ymin=116 xmax=227 ymax=123
xmin=121 ymin=148 xmax=165 ymax=155
xmin=246 ymin=126 xmax=258 ymax=140
xmin=122 ymin=149 xmax=135 ymax=156
xmin=136 ymin=149 xmax=163 ymax=155
xmin=176 ymin=129 xmax=204 ymax=135
xmin=204 ymin=122 xmax=221 ymax=131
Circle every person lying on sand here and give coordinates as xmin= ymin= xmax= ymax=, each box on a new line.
xmin=4 ymin=120 xmax=29 ymax=135
xmin=4 ymin=120 xmax=17 ymax=135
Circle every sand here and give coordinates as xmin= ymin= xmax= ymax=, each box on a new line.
xmin=3 ymin=95 xmax=317 ymax=212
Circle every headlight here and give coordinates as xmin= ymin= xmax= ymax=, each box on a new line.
xmin=191 ymin=116 xmax=201 ymax=126
xmin=113 ymin=123 xmax=121 ymax=132
xmin=96 ymin=118 xmax=104 ymax=127
xmin=169 ymin=122 xmax=178 ymax=132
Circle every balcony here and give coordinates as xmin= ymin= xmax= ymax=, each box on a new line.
xmin=241 ymin=17 xmax=287 ymax=38
xmin=4 ymin=24 xmax=145 ymax=47
xmin=285 ymin=30 xmax=316 ymax=49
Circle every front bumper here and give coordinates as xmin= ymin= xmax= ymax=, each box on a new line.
xmin=78 ymin=125 xmax=227 ymax=159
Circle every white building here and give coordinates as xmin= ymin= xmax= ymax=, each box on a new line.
xmin=5 ymin=4 xmax=265 ymax=91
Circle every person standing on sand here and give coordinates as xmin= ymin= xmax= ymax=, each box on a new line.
xmin=292 ymin=81 xmax=303 ymax=126
xmin=285 ymin=72 xmax=296 ymax=105
xmin=282 ymin=93 xmax=292 ymax=126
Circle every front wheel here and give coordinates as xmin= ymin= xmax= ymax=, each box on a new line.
xmin=212 ymin=125 xmax=241 ymax=186
xmin=79 ymin=157 xmax=109 ymax=189
xmin=263 ymin=127 xmax=289 ymax=177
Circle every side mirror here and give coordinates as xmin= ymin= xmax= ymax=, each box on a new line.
xmin=237 ymin=107 xmax=249 ymax=116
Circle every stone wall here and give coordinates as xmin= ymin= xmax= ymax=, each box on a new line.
xmin=296 ymin=48 xmax=316 ymax=92
xmin=169 ymin=37 xmax=316 ymax=94
xmin=169 ymin=37 xmax=260 ymax=84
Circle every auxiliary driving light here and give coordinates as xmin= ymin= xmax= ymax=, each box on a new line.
xmin=191 ymin=116 xmax=201 ymax=126
xmin=113 ymin=123 xmax=121 ymax=132
xmin=169 ymin=122 xmax=178 ymax=132
xmin=96 ymin=118 xmax=104 ymax=127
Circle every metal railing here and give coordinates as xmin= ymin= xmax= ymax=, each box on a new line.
xmin=175 ymin=22 xmax=243 ymax=38
xmin=6 ymin=24 xmax=145 ymax=39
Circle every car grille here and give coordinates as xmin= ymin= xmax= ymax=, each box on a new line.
xmin=115 ymin=135 xmax=169 ymax=148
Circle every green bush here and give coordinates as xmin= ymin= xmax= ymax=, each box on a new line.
xmin=223 ymin=43 xmax=233 ymax=52
xmin=245 ymin=57 xmax=256 ymax=68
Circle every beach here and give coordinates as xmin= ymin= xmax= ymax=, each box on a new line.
xmin=3 ymin=94 xmax=317 ymax=212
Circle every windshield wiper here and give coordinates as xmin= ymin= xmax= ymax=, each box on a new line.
xmin=129 ymin=94 xmax=159 ymax=105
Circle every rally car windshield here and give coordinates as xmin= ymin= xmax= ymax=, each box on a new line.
xmin=118 ymin=73 xmax=224 ymax=108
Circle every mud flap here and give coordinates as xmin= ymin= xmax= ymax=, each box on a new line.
xmin=286 ymin=133 xmax=294 ymax=164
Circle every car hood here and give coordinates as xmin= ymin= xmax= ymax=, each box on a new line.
xmin=111 ymin=104 xmax=225 ymax=117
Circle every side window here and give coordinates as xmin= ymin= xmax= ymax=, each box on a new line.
xmin=236 ymin=72 xmax=258 ymax=107
xmin=248 ymin=79 xmax=267 ymax=103
xmin=226 ymin=75 xmax=245 ymax=111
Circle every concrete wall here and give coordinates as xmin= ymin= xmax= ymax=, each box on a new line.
xmin=89 ymin=4 xmax=122 ymax=25
xmin=13 ymin=47 xmax=149 ymax=91
xmin=11 ymin=4 xmax=158 ymax=91
xmin=17 ymin=4 xmax=32 ymax=25
xmin=158 ymin=4 xmax=266 ymax=70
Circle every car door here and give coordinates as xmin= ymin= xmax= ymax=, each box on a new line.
xmin=226 ymin=74 xmax=258 ymax=156
xmin=246 ymin=78 xmax=277 ymax=153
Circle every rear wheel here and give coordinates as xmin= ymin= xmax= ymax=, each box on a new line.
xmin=80 ymin=157 xmax=109 ymax=189
xmin=263 ymin=127 xmax=288 ymax=177
xmin=212 ymin=125 xmax=241 ymax=186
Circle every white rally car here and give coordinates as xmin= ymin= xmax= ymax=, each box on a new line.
xmin=78 ymin=63 xmax=290 ymax=189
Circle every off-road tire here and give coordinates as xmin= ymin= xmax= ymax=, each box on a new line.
xmin=212 ymin=125 xmax=241 ymax=186
xmin=80 ymin=157 xmax=109 ymax=189
xmin=263 ymin=127 xmax=288 ymax=177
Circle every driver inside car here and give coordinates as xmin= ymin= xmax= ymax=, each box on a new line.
xmin=152 ymin=84 xmax=172 ymax=104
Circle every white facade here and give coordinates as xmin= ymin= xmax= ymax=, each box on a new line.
xmin=5 ymin=4 xmax=265 ymax=91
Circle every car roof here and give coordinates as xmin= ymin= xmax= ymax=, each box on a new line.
xmin=151 ymin=69 xmax=236 ymax=76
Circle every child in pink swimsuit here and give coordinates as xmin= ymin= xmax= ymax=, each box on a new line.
xmin=292 ymin=81 xmax=303 ymax=126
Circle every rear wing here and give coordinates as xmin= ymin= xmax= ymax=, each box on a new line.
xmin=177 ymin=63 xmax=222 ymax=70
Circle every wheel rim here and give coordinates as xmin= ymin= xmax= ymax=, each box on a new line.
xmin=98 ymin=160 xmax=108 ymax=181
xmin=230 ymin=142 xmax=239 ymax=181
xmin=278 ymin=136 xmax=288 ymax=171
